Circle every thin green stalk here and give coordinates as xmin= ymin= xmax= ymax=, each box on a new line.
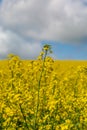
xmin=34 ymin=50 xmax=47 ymax=129
xmin=19 ymin=104 xmax=29 ymax=130
xmin=34 ymin=44 xmax=52 ymax=129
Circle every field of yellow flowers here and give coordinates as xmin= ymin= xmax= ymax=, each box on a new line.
xmin=0 ymin=45 xmax=87 ymax=130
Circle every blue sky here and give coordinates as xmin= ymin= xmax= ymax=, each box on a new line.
xmin=0 ymin=0 xmax=87 ymax=60
xmin=41 ymin=41 xmax=87 ymax=60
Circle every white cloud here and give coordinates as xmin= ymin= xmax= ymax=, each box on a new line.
xmin=0 ymin=0 xmax=87 ymax=58
xmin=0 ymin=28 xmax=41 ymax=59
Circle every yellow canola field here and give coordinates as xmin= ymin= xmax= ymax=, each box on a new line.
xmin=0 ymin=54 xmax=87 ymax=130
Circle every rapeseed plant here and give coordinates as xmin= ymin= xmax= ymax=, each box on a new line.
xmin=0 ymin=45 xmax=87 ymax=129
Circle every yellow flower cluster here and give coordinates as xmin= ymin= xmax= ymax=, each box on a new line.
xmin=0 ymin=49 xmax=87 ymax=129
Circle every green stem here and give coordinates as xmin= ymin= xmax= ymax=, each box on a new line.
xmin=34 ymin=50 xmax=47 ymax=129
xmin=19 ymin=104 xmax=29 ymax=130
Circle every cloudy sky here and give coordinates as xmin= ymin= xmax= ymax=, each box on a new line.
xmin=0 ymin=0 xmax=87 ymax=60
